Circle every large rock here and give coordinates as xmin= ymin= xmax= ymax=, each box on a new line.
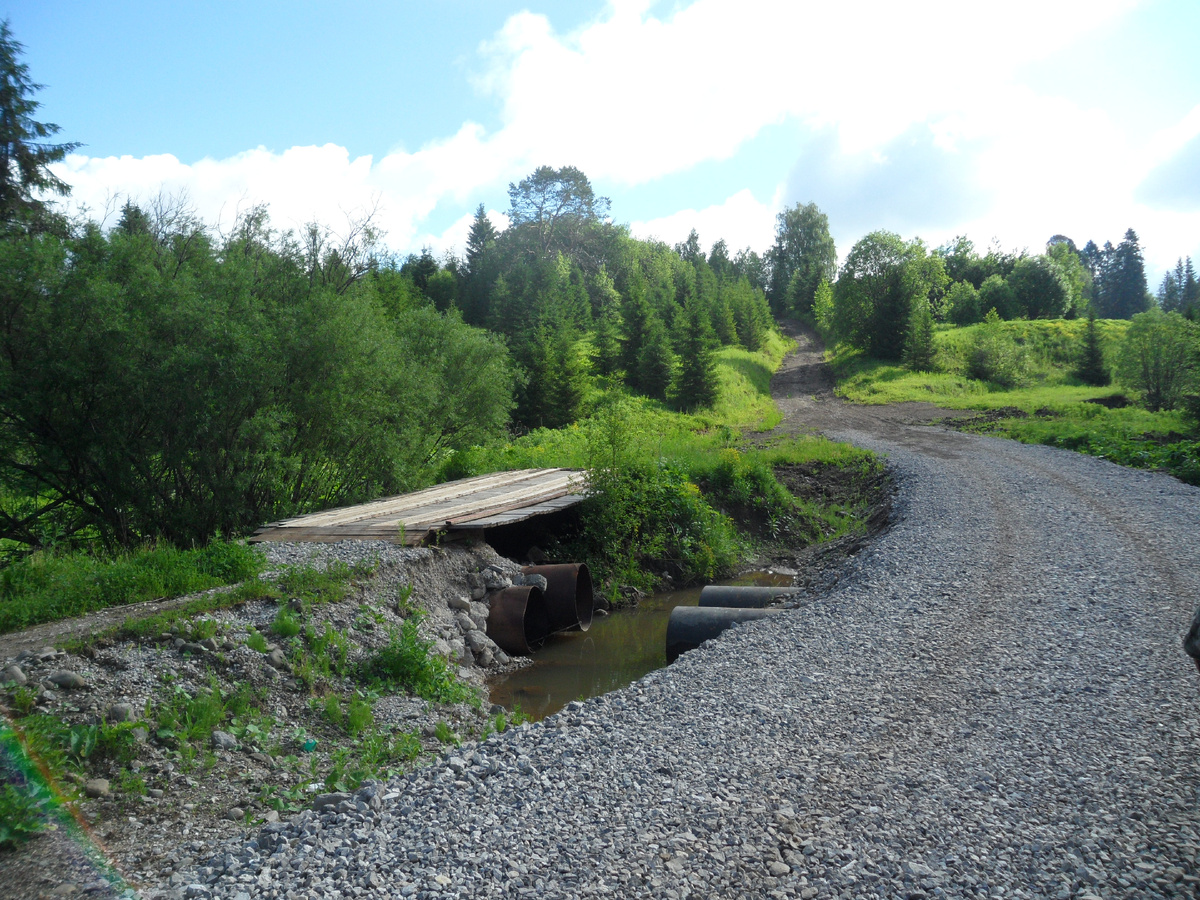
xmin=447 ymin=596 xmax=472 ymax=612
xmin=311 ymin=791 xmax=351 ymax=811
xmin=481 ymin=566 xmax=511 ymax=591
xmin=85 ymin=778 xmax=111 ymax=799
xmin=47 ymin=671 xmax=87 ymax=690
xmin=107 ymin=702 xmax=135 ymax=723
xmin=2 ymin=665 xmax=26 ymax=686
xmin=453 ymin=612 xmax=475 ymax=635
xmin=265 ymin=648 xmax=289 ymax=671
xmin=211 ymin=730 xmax=238 ymax=751
xmin=464 ymin=630 xmax=491 ymax=654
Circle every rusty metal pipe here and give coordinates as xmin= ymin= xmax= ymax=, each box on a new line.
xmin=697 ymin=585 xmax=796 ymax=609
xmin=665 ymin=606 xmax=781 ymax=663
xmin=521 ymin=563 xmax=594 ymax=633
xmin=486 ymin=586 xmax=551 ymax=656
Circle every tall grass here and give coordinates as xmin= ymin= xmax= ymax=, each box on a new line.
xmin=0 ymin=541 xmax=265 ymax=634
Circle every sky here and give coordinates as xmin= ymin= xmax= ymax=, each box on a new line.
xmin=7 ymin=0 xmax=1200 ymax=284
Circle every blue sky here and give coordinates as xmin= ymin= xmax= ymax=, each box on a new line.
xmin=8 ymin=0 xmax=1200 ymax=283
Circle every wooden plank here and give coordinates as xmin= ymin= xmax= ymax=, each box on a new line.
xmin=397 ymin=472 xmax=583 ymax=528
xmin=451 ymin=493 xmax=587 ymax=528
xmin=248 ymin=467 xmax=587 ymax=544
xmin=279 ymin=469 xmax=560 ymax=528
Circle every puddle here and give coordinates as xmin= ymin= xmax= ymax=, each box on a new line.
xmin=487 ymin=570 xmax=794 ymax=720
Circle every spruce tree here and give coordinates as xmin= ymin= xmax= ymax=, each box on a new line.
xmin=0 ymin=20 xmax=80 ymax=228
xmin=1074 ymin=308 xmax=1110 ymax=386
xmin=902 ymin=299 xmax=937 ymax=372
xmin=673 ymin=303 xmax=719 ymax=411
xmin=637 ymin=314 xmax=675 ymax=400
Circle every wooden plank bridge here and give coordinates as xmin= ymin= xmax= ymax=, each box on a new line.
xmin=249 ymin=468 xmax=587 ymax=545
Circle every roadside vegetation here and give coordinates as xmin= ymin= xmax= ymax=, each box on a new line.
xmin=792 ymin=217 xmax=1200 ymax=485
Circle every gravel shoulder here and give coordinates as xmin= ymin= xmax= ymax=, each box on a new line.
xmin=12 ymin=327 xmax=1200 ymax=899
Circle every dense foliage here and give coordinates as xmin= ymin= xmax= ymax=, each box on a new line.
xmin=0 ymin=205 xmax=515 ymax=550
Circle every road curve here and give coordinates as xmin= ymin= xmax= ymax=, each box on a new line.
xmin=157 ymin=333 xmax=1200 ymax=899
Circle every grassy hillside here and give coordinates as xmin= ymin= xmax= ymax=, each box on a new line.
xmin=830 ymin=318 xmax=1200 ymax=485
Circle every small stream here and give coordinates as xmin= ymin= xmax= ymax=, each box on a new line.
xmin=486 ymin=571 xmax=793 ymax=720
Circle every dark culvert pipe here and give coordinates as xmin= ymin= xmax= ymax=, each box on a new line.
xmin=521 ymin=563 xmax=594 ymax=633
xmin=486 ymin=585 xmax=551 ymax=656
xmin=697 ymin=585 xmax=797 ymax=609
xmin=665 ymin=606 xmax=781 ymax=663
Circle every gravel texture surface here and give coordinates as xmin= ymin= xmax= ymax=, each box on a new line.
xmin=143 ymin=415 xmax=1200 ymax=899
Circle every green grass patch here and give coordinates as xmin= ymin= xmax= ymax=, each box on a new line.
xmin=0 ymin=540 xmax=265 ymax=635
xmin=829 ymin=317 xmax=1200 ymax=484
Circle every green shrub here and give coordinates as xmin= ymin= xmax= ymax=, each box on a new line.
xmin=966 ymin=311 xmax=1027 ymax=388
xmin=1115 ymin=309 xmax=1197 ymax=411
xmin=271 ymin=607 xmax=302 ymax=639
xmin=569 ymin=459 xmax=742 ymax=590
xmin=359 ymin=618 xmax=472 ymax=704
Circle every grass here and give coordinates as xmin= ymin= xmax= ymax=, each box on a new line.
xmin=0 ymin=540 xmax=265 ymax=635
xmin=827 ymin=317 xmax=1200 ymax=485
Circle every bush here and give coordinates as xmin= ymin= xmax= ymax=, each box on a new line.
xmin=1115 ymin=309 xmax=1197 ymax=411
xmin=569 ymin=459 xmax=743 ymax=591
xmin=967 ymin=311 xmax=1027 ymax=388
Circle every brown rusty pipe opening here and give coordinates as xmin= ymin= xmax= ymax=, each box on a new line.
xmin=521 ymin=563 xmax=594 ymax=633
xmin=486 ymin=585 xmax=550 ymax=656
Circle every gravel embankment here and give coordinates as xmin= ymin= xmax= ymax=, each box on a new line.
xmin=150 ymin=425 xmax=1200 ymax=900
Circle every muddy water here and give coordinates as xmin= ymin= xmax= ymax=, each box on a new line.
xmin=487 ymin=572 xmax=793 ymax=721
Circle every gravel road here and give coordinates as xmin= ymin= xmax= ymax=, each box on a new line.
xmin=152 ymin=332 xmax=1200 ymax=899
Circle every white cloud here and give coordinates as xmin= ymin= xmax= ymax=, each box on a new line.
xmin=54 ymin=0 xmax=1193 ymax=270
xmin=630 ymin=188 xmax=777 ymax=253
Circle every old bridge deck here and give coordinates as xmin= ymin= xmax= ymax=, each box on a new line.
xmin=249 ymin=468 xmax=587 ymax=545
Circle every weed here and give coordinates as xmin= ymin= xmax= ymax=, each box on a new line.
xmin=9 ymin=685 xmax=36 ymax=715
xmin=359 ymin=618 xmax=473 ymax=704
xmin=346 ymin=695 xmax=374 ymax=737
xmin=395 ymin=583 xmax=416 ymax=617
xmin=0 ymin=781 xmax=50 ymax=848
xmin=272 ymin=607 xmax=302 ymax=639
xmin=185 ymin=619 xmax=219 ymax=641
xmin=322 ymin=694 xmax=343 ymax=729
xmin=116 ymin=770 xmax=147 ymax=796
xmin=433 ymin=720 xmax=459 ymax=745
xmin=0 ymin=726 xmax=57 ymax=848
xmin=246 ymin=628 xmax=269 ymax=653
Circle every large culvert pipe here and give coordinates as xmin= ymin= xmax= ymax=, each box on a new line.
xmin=521 ymin=563 xmax=594 ymax=633
xmin=486 ymin=586 xmax=551 ymax=656
xmin=697 ymin=585 xmax=796 ymax=609
xmin=665 ymin=606 xmax=781 ymax=663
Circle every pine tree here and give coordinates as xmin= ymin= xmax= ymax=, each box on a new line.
xmin=637 ymin=314 xmax=675 ymax=400
xmin=460 ymin=204 xmax=498 ymax=325
xmin=673 ymin=303 xmax=719 ymax=411
xmin=592 ymin=305 xmax=621 ymax=378
xmin=902 ymin=299 xmax=937 ymax=372
xmin=1073 ymin=308 xmax=1110 ymax=386
xmin=0 ymin=20 xmax=80 ymax=228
